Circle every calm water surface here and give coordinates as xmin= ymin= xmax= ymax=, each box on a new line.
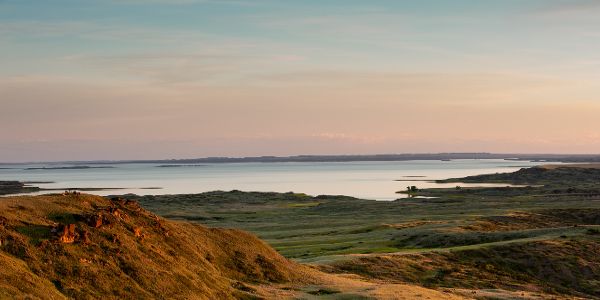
xmin=0 ymin=159 xmax=549 ymax=200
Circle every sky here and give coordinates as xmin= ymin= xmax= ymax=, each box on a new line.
xmin=1 ymin=0 xmax=600 ymax=162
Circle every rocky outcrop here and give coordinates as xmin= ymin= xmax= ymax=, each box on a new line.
xmin=57 ymin=224 xmax=77 ymax=243
xmin=133 ymin=227 xmax=143 ymax=238
xmin=87 ymin=213 xmax=103 ymax=228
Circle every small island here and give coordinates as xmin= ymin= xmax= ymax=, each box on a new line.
xmin=25 ymin=166 xmax=115 ymax=170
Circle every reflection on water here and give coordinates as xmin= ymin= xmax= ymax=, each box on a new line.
xmin=0 ymin=159 xmax=548 ymax=200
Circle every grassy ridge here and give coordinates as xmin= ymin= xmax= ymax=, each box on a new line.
xmin=129 ymin=167 xmax=600 ymax=261
xmin=438 ymin=165 xmax=600 ymax=185
xmin=328 ymin=235 xmax=600 ymax=298
xmin=125 ymin=165 xmax=600 ymax=298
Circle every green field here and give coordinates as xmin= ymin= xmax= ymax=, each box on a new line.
xmin=129 ymin=166 xmax=600 ymax=262
xmin=122 ymin=166 xmax=600 ymax=298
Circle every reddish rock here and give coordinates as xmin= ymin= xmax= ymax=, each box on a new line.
xmin=87 ymin=214 xmax=103 ymax=228
xmin=133 ymin=227 xmax=142 ymax=238
xmin=79 ymin=258 xmax=92 ymax=264
xmin=81 ymin=230 xmax=91 ymax=244
xmin=153 ymin=218 xmax=170 ymax=237
xmin=109 ymin=208 xmax=123 ymax=219
xmin=58 ymin=224 xmax=77 ymax=243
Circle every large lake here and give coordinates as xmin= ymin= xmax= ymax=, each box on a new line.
xmin=0 ymin=159 xmax=548 ymax=200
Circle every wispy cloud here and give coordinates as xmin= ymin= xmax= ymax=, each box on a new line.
xmin=533 ymin=0 xmax=600 ymax=17
xmin=0 ymin=20 xmax=209 ymax=42
xmin=543 ymin=0 xmax=600 ymax=11
xmin=2 ymin=1 xmax=600 ymax=160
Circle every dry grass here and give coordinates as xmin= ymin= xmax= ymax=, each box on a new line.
xmin=327 ymin=237 xmax=600 ymax=299
xmin=0 ymin=194 xmax=466 ymax=299
xmin=461 ymin=209 xmax=600 ymax=232
xmin=540 ymin=164 xmax=600 ymax=170
xmin=383 ymin=221 xmax=447 ymax=230
xmin=0 ymin=194 xmax=305 ymax=299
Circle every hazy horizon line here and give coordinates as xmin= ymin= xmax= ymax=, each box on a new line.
xmin=2 ymin=152 xmax=599 ymax=165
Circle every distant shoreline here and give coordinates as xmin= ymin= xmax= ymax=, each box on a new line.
xmin=155 ymin=164 xmax=207 ymax=168
xmin=3 ymin=153 xmax=600 ymax=165
xmin=2 ymin=160 xmax=599 ymax=198
xmin=24 ymin=166 xmax=115 ymax=170
xmin=0 ymin=180 xmax=162 ymax=196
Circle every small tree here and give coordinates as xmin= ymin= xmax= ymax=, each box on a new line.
xmin=407 ymin=186 xmax=418 ymax=192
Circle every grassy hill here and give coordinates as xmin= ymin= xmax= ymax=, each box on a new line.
xmin=0 ymin=193 xmax=464 ymax=299
xmin=437 ymin=164 xmax=600 ymax=186
xmin=0 ymin=193 xmax=305 ymax=299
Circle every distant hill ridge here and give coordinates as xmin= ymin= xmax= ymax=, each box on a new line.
xmin=6 ymin=153 xmax=600 ymax=165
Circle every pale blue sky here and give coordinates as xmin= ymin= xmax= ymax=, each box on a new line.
xmin=3 ymin=0 xmax=599 ymax=79
xmin=1 ymin=0 xmax=600 ymax=161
